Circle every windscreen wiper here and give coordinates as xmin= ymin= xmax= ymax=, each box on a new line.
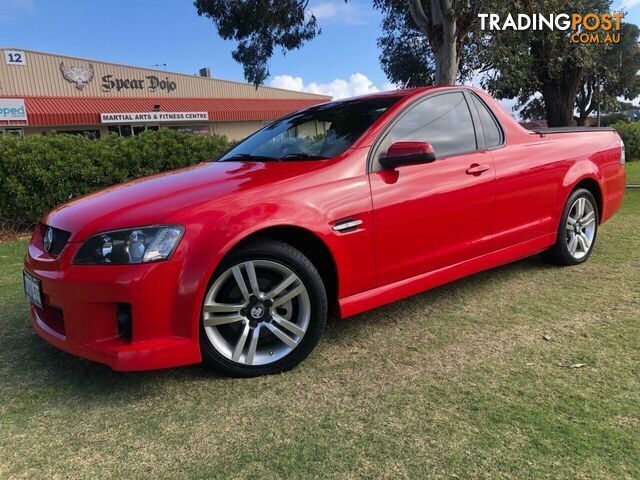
xmin=223 ymin=153 xmax=280 ymax=162
xmin=279 ymin=153 xmax=328 ymax=161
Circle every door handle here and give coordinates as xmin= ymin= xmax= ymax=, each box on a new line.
xmin=466 ymin=163 xmax=490 ymax=175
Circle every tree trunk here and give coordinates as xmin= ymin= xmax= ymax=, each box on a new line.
xmin=575 ymin=77 xmax=594 ymax=127
xmin=541 ymin=81 xmax=581 ymax=127
xmin=408 ymin=0 xmax=459 ymax=85
xmin=434 ymin=18 xmax=458 ymax=84
xmin=532 ymin=38 xmax=582 ymax=127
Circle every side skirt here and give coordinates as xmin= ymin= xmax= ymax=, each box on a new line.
xmin=338 ymin=233 xmax=556 ymax=319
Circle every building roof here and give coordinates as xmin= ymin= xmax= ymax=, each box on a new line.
xmin=8 ymin=96 xmax=328 ymax=126
xmin=0 ymin=48 xmax=330 ymax=101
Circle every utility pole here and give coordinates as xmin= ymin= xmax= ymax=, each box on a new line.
xmin=596 ymin=74 xmax=601 ymax=127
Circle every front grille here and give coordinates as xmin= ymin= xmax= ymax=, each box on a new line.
xmin=41 ymin=224 xmax=72 ymax=257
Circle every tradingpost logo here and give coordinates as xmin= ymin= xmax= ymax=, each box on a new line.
xmin=478 ymin=12 xmax=624 ymax=44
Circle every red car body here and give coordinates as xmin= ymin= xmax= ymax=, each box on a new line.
xmin=24 ymin=86 xmax=626 ymax=371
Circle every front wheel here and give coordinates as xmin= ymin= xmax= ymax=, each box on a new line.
xmin=200 ymin=239 xmax=327 ymax=377
xmin=544 ymin=188 xmax=599 ymax=266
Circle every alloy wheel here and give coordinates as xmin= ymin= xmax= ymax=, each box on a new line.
xmin=202 ymin=260 xmax=311 ymax=366
xmin=565 ymin=197 xmax=596 ymax=260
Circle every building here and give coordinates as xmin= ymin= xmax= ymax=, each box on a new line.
xmin=0 ymin=48 xmax=330 ymax=140
xmin=622 ymin=107 xmax=640 ymax=122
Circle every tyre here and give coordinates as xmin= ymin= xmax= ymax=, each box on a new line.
xmin=200 ymin=239 xmax=327 ymax=377
xmin=544 ymin=188 xmax=599 ymax=266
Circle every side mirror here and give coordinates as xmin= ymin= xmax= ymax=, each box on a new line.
xmin=380 ymin=141 xmax=436 ymax=169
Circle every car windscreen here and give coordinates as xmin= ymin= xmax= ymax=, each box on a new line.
xmin=218 ymin=96 xmax=402 ymax=162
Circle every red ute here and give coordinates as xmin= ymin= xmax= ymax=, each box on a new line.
xmin=23 ymin=86 xmax=626 ymax=376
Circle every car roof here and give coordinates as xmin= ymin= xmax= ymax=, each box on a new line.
xmin=327 ymin=85 xmax=484 ymax=103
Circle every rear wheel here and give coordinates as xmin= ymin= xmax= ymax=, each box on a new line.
xmin=545 ymin=188 xmax=599 ymax=266
xmin=200 ymin=239 xmax=327 ymax=377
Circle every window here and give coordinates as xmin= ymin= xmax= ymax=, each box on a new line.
xmin=0 ymin=128 xmax=24 ymax=137
xmin=169 ymin=125 xmax=211 ymax=136
xmin=471 ymin=94 xmax=503 ymax=148
xmin=108 ymin=125 xmax=133 ymax=137
xmin=133 ymin=125 xmax=146 ymax=136
xmin=378 ymin=92 xmax=477 ymax=163
xmin=219 ymin=96 xmax=401 ymax=162
xmin=57 ymin=129 xmax=101 ymax=139
xmin=108 ymin=124 xmax=160 ymax=136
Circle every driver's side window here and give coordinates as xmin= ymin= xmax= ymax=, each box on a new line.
xmin=373 ymin=92 xmax=477 ymax=169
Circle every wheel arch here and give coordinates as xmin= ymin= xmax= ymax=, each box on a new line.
xmin=572 ymin=177 xmax=603 ymax=223
xmin=227 ymin=225 xmax=339 ymax=314
xmin=560 ymin=159 xmax=604 ymax=225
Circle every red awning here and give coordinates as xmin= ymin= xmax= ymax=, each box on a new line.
xmin=8 ymin=96 xmax=328 ymax=127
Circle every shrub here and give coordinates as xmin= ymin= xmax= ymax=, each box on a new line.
xmin=601 ymin=113 xmax=628 ymax=127
xmin=611 ymin=121 xmax=640 ymax=163
xmin=0 ymin=129 xmax=230 ymax=230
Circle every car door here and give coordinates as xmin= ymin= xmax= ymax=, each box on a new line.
xmin=368 ymin=91 xmax=496 ymax=286
xmin=480 ymin=101 xmax=565 ymax=251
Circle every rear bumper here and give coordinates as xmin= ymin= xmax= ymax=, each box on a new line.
xmin=24 ymin=238 xmax=215 ymax=371
xmin=602 ymin=164 xmax=626 ymax=223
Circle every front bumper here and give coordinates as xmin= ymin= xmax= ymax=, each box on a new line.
xmin=24 ymin=228 xmax=212 ymax=371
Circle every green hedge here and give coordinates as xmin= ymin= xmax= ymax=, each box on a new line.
xmin=612 ymin=121 xmax=640 ymax=162
xmin=0 ymin=129 xmax=230 ymax=230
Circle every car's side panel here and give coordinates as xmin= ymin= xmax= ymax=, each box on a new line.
xmin=601 ymin=164 xmax=626 ymax=222
xmin=369 ymin=150 xmax=496 ymax=286
xmin=557 ymin=135 xmax=624 ymax=224
xmin=490 ymin=139 xmax=568 ymax=251
xmin=339 ymin=232 xmax=555 ymax=318
xmin=190 ymin=150 xmax=377 ymax=301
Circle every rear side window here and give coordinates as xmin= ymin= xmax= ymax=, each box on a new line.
xmin=379 ymin=92 xmax=477 ymax=160
xmin=471 ymin=94 xmax=503 ymax=148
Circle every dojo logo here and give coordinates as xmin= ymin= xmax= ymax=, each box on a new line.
xmin=101 ymin=74 xmax=178 ymax=93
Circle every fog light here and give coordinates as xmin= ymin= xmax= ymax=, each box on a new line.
xmin=117 ymin=303 xmax=132 ymax=340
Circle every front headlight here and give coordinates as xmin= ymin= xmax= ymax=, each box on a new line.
xmin=74 ymin=225 xmax=184 ymax=265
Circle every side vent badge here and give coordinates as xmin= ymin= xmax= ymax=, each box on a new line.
xmin=332 ymin=218 xmax=363 ymax=233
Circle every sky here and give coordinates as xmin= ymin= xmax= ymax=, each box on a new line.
xmin=1 ymin=0 xmax=639 ymax=107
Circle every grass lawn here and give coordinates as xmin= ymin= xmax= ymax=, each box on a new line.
xmin=626 ymin=161 xmax=640 ymax=184
xmin=1 ymin=191 xmax=639 ymax=479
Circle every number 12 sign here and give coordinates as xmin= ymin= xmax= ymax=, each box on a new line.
xmin=4 ymin=50 xmax=27 ymax=66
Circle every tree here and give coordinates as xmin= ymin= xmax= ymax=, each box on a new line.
xmin=401 ymin=0 xmax=486 ymax=84
xmin=375 ymin=0 xmax=486 ymax=87
xmin=377 ymin=3 xmax=436 ymax=87
xmin=194 ymin=0 xmax=487 ymax=87
xmin=483 ymin=0 xmax=614 ymax=127
xmin=194 ymin=0 xmax=319 ymax=86
xmin=575 ymin=22 xmax=640 ymax=125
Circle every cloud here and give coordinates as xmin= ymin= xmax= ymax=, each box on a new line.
xmin=271 ymin=73 xmax=520 ymax=119
xmin=619 ymin=0 xmax=640 ymax=10
xmin=307 ymin=0 xmax=372 ymax=25
xmin=271 ymin=73 xmax=397 ymax=99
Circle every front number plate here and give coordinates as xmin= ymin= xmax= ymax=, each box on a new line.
xmin=23 ymin=271 xmax=43 ymax=309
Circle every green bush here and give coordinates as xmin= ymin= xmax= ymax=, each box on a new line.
xmin=612 ymin=121 xmax=640 ymax=163
xmin=0 ymin=129 xmax=230 ymax=229
xmin=601 ymin=113 xmax=628 ymax=127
